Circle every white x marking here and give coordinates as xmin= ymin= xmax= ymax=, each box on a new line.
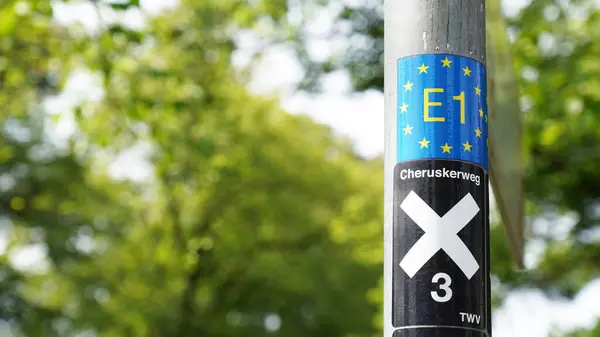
xmin=399 ymin=191 xmax=480 ymax=279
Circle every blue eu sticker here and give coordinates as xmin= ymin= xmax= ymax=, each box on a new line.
xmin=397 ymin=54 xmax=488 ymax=170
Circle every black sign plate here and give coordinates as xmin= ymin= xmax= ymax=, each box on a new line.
xmin=392 ymin=159 xmax=490 ymax=335
xmin=393 ymin=327 xmax=486 ymax=337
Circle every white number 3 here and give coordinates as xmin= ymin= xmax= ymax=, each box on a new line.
xmin=431 ymin=272 xmax=453 ymax=303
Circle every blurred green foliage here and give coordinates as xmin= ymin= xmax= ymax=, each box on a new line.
xmin=1 ymin=0 xmax=380 ymax=336
xmin=1 ymin=0 xmax=600 ymax=336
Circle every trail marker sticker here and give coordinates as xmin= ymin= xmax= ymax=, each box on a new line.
xmin=392 ymin=159 xmax=490 ymax=331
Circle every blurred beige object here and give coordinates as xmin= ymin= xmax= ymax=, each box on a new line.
xmin=486 ymin=0 xmax=525 ymax=268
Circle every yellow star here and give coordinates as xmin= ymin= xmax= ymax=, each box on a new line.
xmin=418 ymin=137 xmax=430 ymax=149
xmin=403 ymin=80 xmax=414 ymax=91
xmin=479 ymin=108 xmax=484 ymax=117
xmin=475 ymin=128 xmax=482 ymax=137
xmin=418 ymin=63 xmax=429 ymax=74
xmin=441 ymin=57 xmax=452 ymax=67
xmin=403 ymin=124 xmax=413 ymax=135
xmin=485 ymin=115 xmax=488 ymax=123
xmin=441 ymin=143 xmax=452 ymax=153
xmin=463 ymin=141 xmax=472 ymax=152
xmin=399 ymin=102 xmax=409 ymax=113
xmin=463 ymin=66 xmax=472 ymax=76
xmin=474 ymin=86 xmax=481 ymax=95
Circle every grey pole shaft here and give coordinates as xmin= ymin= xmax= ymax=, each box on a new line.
xmin=384 ymin=1 xmax=488 ymax=337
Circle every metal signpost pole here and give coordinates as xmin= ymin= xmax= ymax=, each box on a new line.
xmin=383 ymin=1 xmax=490 ymax=337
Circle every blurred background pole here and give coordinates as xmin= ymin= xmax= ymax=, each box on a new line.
xmin=384 ymin=1 xmax=490 ymax=337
